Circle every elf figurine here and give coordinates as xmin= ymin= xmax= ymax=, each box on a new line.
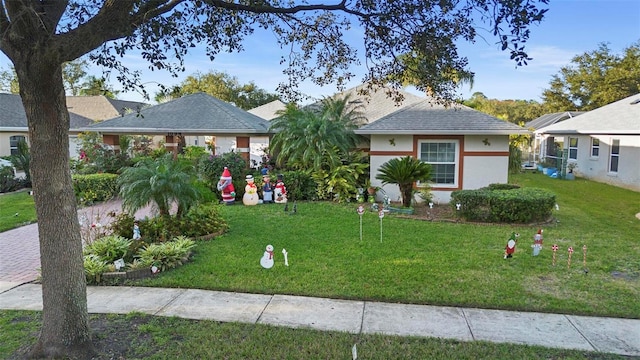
xmin=217 ymin=167 xmax=236 ymax=205
xmin=504 ymin=232 xmax=519 ymax=259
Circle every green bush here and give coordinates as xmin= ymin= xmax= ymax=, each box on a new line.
xmin=451 ymin=187 xmax=555 ymax=223
xmin=83 ymin=235 xmax=133 ymax=263
xmin=72 ymin=173 xmax=119 ymax=205
xmin=198 ymin=151 xmax=248 ymax=201
xmin=109 ymin=203 xmax=229 ymax=242
xmin=137 ymin=236 xmax=196 ymax=271
xmin=0 ymin=166 xmax=20 ymax=193
xmin=485 ymin=183 xmax=521 ymax=191
xmin=280 ymin=170 xmax=317 ymax=201
xmin=83 ymin=254 xmax=109 ymax=284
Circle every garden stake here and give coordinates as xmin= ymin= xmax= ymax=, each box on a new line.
xmin=357 ymin=206 xmax=364 ymax=241
xmin=552 ymin=244 xmax=558 ymax=266
xmin=568 ymin=246 xmax=574 ymax=269
xmin=582 ymin=245 xmax=587 ymax=268
xmin=378 ymin=209 xmax=384 ymax=243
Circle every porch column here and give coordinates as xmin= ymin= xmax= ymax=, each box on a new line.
xmin=236 ymin=136 xmax=250 ymax=163
xmin=102 ymin=134 xmax=120 ymax=153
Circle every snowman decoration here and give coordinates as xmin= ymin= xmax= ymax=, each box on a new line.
xmin=260 ymin=244 xmax=275 ymax=269
xmin=243 ymin=175 xmax=259 ymax=205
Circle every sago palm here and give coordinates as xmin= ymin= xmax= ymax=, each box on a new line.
xmin=118 ymin=154 xmax=203 ymax=218
xmin=376 ymin=156 xmax=432 ymax=208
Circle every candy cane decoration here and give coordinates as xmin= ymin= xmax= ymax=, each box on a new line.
xmin=567 ymin=246 xmax=574 ymax=269
xmin=552 ymin=244 xmax=558 ymax=266
xmin=582 ymin=245 xmax=587 ymax=268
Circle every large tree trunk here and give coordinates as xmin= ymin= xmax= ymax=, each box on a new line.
xmin=15 ymin=57 xmax=95 ymax=358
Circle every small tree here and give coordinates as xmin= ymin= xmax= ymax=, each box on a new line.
xmin=10 ymin=139 xmax=31 ymax=185
xmin=376 ymin=156 xmax=432 ymax=208
xmin=118 ymin=154 xmax=206 ymax=218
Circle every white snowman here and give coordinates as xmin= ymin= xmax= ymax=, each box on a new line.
xmin=260 ymin=244 xmax=275 ymax=269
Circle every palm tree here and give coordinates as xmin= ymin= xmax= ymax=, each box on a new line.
xmin=10 ymin=139 xmax=30 ymax=184
xmin=118 ymin=154 xmax=204 ymax=218
xmin=269 ymin=95 xmax=366 ymax=170
xmin=376 ymin=156 xmax=432 ymax=208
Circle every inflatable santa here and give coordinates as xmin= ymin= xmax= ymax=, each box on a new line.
xmin=217 ymin=167 xmax=236 ymax=205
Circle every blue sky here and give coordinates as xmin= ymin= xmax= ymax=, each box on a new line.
xmin=2 ymin=0 xmax=639 ymax=104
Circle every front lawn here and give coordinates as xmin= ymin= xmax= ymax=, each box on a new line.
xmin=0 ymin=191 xmax=36 ymax=232
xmin=136 ymin=172 xmax=640 ymax=319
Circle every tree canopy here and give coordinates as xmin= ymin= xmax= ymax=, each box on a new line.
xmin=0 ymin=1 xmax=549 ymax=358
xmin=154 ymin=71 xmax=279 ymax=109
xmin=541 ymin=41 xmax=640 ymax=112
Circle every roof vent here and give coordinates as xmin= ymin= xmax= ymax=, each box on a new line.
xmin=630 ymin=98 xmax=640 ymax=105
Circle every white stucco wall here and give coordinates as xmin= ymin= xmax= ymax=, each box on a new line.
xmin=0 ymin=132 xmax=29 ymax=157
xmin=572 ymin=134 xmax=640 ymax=192
xmin=368 ymin=134 xmax=512 ymax=205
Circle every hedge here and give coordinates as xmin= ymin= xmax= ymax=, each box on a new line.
xmin=72 ymin=173 xmax=119 ymax=205
xmin=451 ymin=186 xmax=555 ymax=223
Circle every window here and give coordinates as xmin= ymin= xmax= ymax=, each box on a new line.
xmin=9 ymin=135 xmax=26 ymax=156
xmin=568 ymin=137 xmax=578 ymax=160
xmin=590 ymin=138 xmax=599 ymax=157
xmin=418 ymin=140 xmax=459 ymax=187
xmin=609 ymin=139 xmax=620 ymax=173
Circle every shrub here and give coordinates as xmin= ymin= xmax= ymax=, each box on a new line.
xmin=136 ymin=236 xmax=196 ymax=271
xmin=0 ymin=166 xmax=21 ymax=193
xmin=198 ymin=151 xmax=248 ymax=200
xmin=485 ymin=183 xmax=521 ymax=191
xmin=109 ymin=203 xmax=228 ymax=242
xmin=451 ymin=187 xmax=555 ymax=223
xmin=83 ymin=254 xmax=109 ymax=284
xmin=72 ymin=173 xmax=119 ymax=205
xmin=281 ymin=170 xmax=317 ymax=201
xmin=83 ymin=235 xmax=133 ymax=263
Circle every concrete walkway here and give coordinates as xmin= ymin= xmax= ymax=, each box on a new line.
xmin=0 ymin=283 xmax=638 ymax=356
xmin=1 ymin=200 xmax=639 ymax=357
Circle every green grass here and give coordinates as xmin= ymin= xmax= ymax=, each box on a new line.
xmin=137 ymin=172 xmax=640 ymax=319
xmin=0 ymin=310 xmax=626 ymax=359
xmin=0 ymin=191 xmax=37 ymax=232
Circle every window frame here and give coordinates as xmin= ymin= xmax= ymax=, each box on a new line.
xmin=9 ymin=135 xmax=26 ymax=156
xmin=568 ymin=136 xmax=578 ymax=160
xmin=609 ymin=138 xmax=620 ymax=173
xmin=590 ymin=137 xmax=599 ymax=158
xmin=417 ymin=139 xmax=460 ymax=188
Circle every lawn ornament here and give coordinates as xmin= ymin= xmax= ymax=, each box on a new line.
xmin=568 ymin=246 xmax=574 ymax=269
xmin=532 ymin=229 xmax=543 ymax=256
xmin=262 ymin=175 xmax=274 ymax=204
xmin=582 ymin=245 xmax=587 ymax=268
xmin=243 ymin=175 xmax=259 ymax=205
xmin=274 ymin=174 xmax=287 ymax=204
xmin=217 ymin=167 xmax=236 ymax=205
xmin=552 ymin=244 xmax=558 ymax=266
xmin=133 ymin=221 xmax=141 ymax=240
xmin=504 ymin=232 xmax=519 ymax=259
xmin=282 ymin=248 xmax=289 ymax=266
xmin=260 ymin=244 xmax=275 ymax=269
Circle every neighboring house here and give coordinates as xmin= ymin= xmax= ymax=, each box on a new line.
xmin=79 ymin=92 xmax=272 ymax=164
xmin=0 ymin=94 xmax=146 ymax=158
xmin=537 ymin=94 xmax=640 ymax=192
xmin=525 ymin=111 xmax=584 ymax=164
xmin=355 ymin=98 xmax=529 ymax=204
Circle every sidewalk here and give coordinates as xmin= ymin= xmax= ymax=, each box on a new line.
xmin=0 ymin=282 xmax=639 ymax=357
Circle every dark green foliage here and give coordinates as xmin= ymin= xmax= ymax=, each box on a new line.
xmin=485 ymin=183 xmax=521 ymax=191
xmin=109 ymin=203 xmax=228 ymax=242
xmin=376 ymin=156 xmax=432 ymax=208
xmin=9 ymin=139 xmax=30 ymax=185
xmin=508 ymin=142 xmax=522 ymax=174
xmin=0 ymin=166 xmax=20 ymax=193
xmin=72 ymin=173 xmax=119 ymax=205
xmin=451 ymin=187 xmax=555 ymax=223
xmin=280 ymin=170 xmax=317 ymax=201
xmin=198 ymin=151 xmax=248 ymax=200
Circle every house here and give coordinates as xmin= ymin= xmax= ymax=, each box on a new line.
xmin=537 ymin=94 xmax=640 ymax=192
xmin=0 ymin=94 xmax=146 ymax=158
xmin=525 ymin=111 xmax=585 ymax=165
xmin=355 ymin=97 xmax=529 ymax=204
xmin=79 ymin=92 xmax=272 ymax=164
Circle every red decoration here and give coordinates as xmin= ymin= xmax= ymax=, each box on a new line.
xmin=567 ymin=247 xmax=574 ymax=269
xmin=552 ymin=244 xmax=558 ymax=251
